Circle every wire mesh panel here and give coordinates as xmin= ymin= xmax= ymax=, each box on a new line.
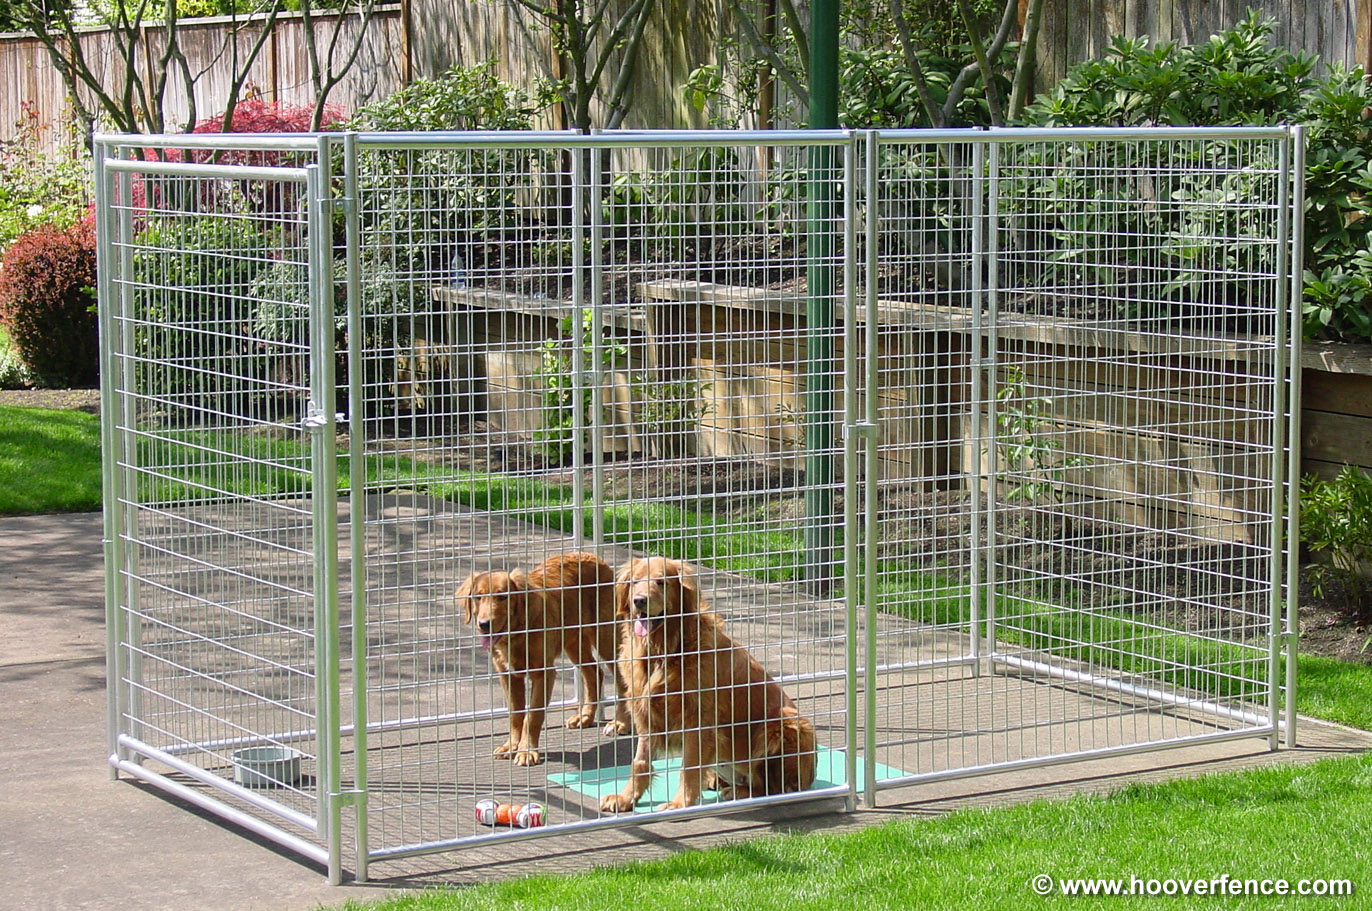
xmin=862 ymin=128 xmax=1296 ymax=792
xmin=96 ymin=127 xmax=1299 ymax=882
xmin=96 ymin=137 xmax=337 ymax=865
xmin=345 ymin=133 xmax=853 ymax=867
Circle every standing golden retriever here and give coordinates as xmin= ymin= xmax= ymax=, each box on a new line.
xmin=456 ymin=552 xmax=629 ymax=767
xmin=601 ymin=556 xmax=817 ymax=812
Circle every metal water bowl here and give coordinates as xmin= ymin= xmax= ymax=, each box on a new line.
xmin=231 ymin=746 xmax=302 ymax=788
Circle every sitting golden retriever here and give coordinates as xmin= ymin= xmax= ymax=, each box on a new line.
xmin=457 ymin=552 xmax=629 ymax=767
xmin=601 ymin=556 xmax=817 ymax=812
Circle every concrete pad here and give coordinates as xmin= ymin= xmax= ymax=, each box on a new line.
xmin=2 ymin=510 xmax=1370 ymax=911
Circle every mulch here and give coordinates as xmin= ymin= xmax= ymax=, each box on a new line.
xmin=0 ymin=387 xmax=101 ymax=414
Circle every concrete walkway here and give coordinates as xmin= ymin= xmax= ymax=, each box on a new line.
xmin=4 ymin=511 xmax=1371 ymax=911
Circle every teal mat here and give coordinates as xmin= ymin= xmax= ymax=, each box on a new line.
xmin=548 ymin=748 xmax=904 ymax=811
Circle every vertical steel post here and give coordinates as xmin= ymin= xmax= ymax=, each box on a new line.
xmin=983 ymin=141 xmax=1001 ymax=658
xmin=859 ymin=131 xmax=880 ymax=808
xmin=94 ymin=140 xmax=127 ymax=778
xmin=571 ymin=145 xmax=589 ymax=547
xmin=804 ymin=0 xmax=841 ymax=591
xmin=967 ymin=142 xmax=987 ymax=673
xmin=306 ymin=151 xmax=344 ymax=885
xmin=1285 ymin=125 xmax=1305 ymax=749
xmin=588 ymin=142 xmax=606 ymax=547
xmin=342 ymin=131 xmax=370 ymax=882
xmin=1269 ymin=128 xmax=1301 ymax=751
xmin=841 ymin=132 xmax=866 ymax=812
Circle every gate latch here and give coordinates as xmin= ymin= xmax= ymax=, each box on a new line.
xmin=301 ymin=404 xmax=346 ymax=433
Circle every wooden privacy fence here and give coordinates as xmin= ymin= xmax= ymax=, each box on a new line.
xmin=5 ymin=1 xmax=1370 ymax=149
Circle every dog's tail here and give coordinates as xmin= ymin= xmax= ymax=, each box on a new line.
xmin=750 ymin=704 xmax=817 ymax=796
xmin=779 ymin=705 xmax=818 ymax=792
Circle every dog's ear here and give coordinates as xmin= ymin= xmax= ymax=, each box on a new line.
xmin=455 ymin=574 xmax=477 ymax=624
xmin=675 ymin=561 xmax=701 ymax=615
xmin=507 ymin=569 xmax=532 ymax=627
xmin=614 ymin=561 xmax=635 ymax=619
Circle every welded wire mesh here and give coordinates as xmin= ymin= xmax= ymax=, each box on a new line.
xmin=863 ymin=130 xmax=1292 ymax=787
xmin=346 ymin=135 xmax=849 ymax=858
xmin=99 ymin=147 xmax=325 ymax=827
xmin=98 ymin=128 xmax=1297 ymax=880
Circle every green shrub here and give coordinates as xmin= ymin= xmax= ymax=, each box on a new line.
xmin=0 ymin=103 xmax=91 ymax=254
xmin=1020 ymin=11 xmax=1372 ymax=342
xmin=1301 ymin=465 xmax=1372 ymax=618
xmin=349 ymin=62 xmax=544 ymax=278
xmin=0 ymin=220 xmax=98 ymax=387
xmin=130 ymin=213 xmax=268 ymax=409
xmin=348 ymin=61 xmax=539 ymax=132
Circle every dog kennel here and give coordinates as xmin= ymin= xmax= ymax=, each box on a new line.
xmin=95 ymin=127 xmax=1302 ymax=883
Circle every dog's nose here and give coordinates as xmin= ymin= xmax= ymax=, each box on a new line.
xmin=478 ymin=619 xmax=491 ymax=633
xmin=632 ymin=594 xmax=648 ymax=610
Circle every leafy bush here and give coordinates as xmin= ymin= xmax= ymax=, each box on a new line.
xmin=130 ymin=213 xmax=268 ymax=407
xmin=1022 ymin=12 xmax=1315 ymax=127
xmin=1301 ymin=465 xmax=1372 ymax=618
xmin=348 ymin=61 xmax=538 ymax=132
xmin=1020 ymin=11 xmax=1372 ymax=342
xmin=348 ymin=62 xmax=543 ymax=277
xmin=0 ymin=102 xmax=91 ymax=254
xmin=0 ymin=220 xmax=98 ymax=387
xmin=190 ymin=98 xmax=347 ymax=147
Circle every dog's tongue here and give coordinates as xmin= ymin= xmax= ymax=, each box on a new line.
xmin=479 ymin=635 xmax=493 ymax=650
xmin=633 ymin=618 xmax=650 ymax=638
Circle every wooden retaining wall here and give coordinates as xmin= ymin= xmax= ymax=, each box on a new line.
xmin=425 ymin=280 xmax=1301 ymax=544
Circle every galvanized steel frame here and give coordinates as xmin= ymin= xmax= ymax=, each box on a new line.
xmin=95 ymin=126 xmax=1302 ymax=884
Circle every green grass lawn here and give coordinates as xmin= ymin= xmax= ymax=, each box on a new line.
xmin=0 ymin=405 xmax=103 ymax=513
xmin=341 ymin=752 xmax=1372 ymax=911
xmin=6 ymin=404 xmax=1372 ymax=908
xmin=3 ymin=403 xmax=1372 ymax=731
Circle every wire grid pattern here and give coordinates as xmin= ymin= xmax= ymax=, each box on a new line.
xmin=98 ymin=148 xmax=325 ymax=827
xmin=862 ymin=132 xmax=1292 ymax=786
xmin=95 ymin=128 xmax=1297 ymax=880
xmin=348 ymin=135 xmax=851 ymax=859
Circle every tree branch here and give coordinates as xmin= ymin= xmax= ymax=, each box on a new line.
xmin=955 ymin=0 xmax=1005 ymax=125
xmin=1008 ymin=0 xmax=1047 ymax=120
xmin=943 ymin=0 xmax=1018 ymax=125
xmin=888 ymin=0 xmax=944 ymax=127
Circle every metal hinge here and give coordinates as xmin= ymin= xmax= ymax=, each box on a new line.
xmin=843 ymin=421 xmax=878 ymax=442
xmin=332 ymin=789 xmax=367 ymax=808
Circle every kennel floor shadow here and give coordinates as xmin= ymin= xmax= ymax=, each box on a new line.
xmin=116 ymin=489 xmax=1279 ymax=871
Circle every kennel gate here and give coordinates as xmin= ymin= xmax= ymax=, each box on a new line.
xmin=96 ymin=127 xmax=1301 ymax=883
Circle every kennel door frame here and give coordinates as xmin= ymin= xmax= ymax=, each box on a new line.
xmin=854 ymin=126 xmax=1303 ymax=804
xmin=94 ymin=135 xmax=350 ymax=883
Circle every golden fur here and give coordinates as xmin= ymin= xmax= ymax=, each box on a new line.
xmin=456 ymin=552 xmax=629 ymax=767
xmin=601 ymin=556 xmax=817 ymax=812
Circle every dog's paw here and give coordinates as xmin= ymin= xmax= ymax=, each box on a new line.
xmin=600 ymin=793 xmax=637 ymax=813
xmin=492 ymin=740 xmax=517 ymax=760
xmin=602 ymin=718 xmax=629 ymax=737
xmin=512 ymin=747 xmax=543 ymax=767
xmin=564 ymin=711 xmax=597 ymax=730
xmin=656 ymin=798 xmax=691 ymax=811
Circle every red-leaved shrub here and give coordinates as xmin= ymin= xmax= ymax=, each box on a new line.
xmin=0 ymin=221 xmax=99 ymax=387
xmin=139 ymin=100 xmax=349 ymax=218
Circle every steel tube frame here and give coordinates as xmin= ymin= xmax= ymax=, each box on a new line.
xmin=96 ymin=127 xmax=1301 ymax=883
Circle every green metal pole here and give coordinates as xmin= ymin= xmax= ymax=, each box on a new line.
xmin=805 ymin=0 xmax=840 ymax=591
